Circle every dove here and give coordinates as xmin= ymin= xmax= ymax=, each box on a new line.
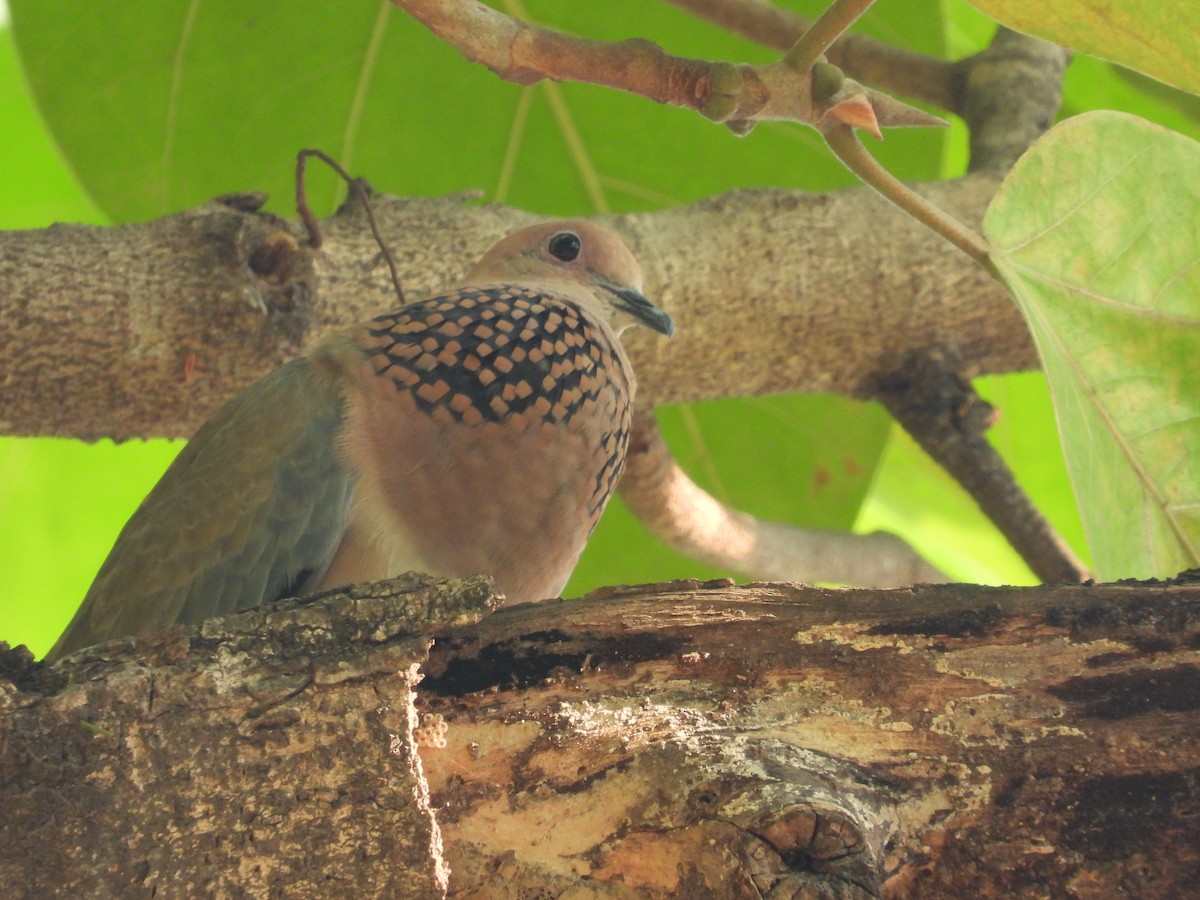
xmin=46 ymin=220 xmax=673 ymax=661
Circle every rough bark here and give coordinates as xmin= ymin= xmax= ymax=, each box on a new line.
xmin=0 ymin=175 xmax=1019 ymax=441
xmin=5 ymin=576 xmax=1198 ymax=897
xmin=0 ymin=573 xmax=500 ymax=899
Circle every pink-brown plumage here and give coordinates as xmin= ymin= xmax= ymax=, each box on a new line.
xmin=47 ymin=220 xmax=672 ymax=661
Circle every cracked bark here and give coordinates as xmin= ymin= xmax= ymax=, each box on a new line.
xmin=0 ymin=573 xmax=500 ymax=899
xmin=5 ymin=575 xmax=1198 ymax=897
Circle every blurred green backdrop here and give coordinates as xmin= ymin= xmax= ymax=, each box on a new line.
xmin=2 ymin=0 xmax=1195 ymax=657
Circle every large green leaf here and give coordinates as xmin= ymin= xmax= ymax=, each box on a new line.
xmin=0 ymin=27 xmax=103 ymax=227
xmin=8 ymin=0 xmax=947 ymax=220
xmin=966 ymin=0 xmax=1200 ymax=95
xmin=984 ymin=111 xmax=1200 ymax=579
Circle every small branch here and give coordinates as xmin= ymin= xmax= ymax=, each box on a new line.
xmin=782 ymin=0 xmax=874 ymax=75
xmin=823 ymin=125 xmax=992 ymax=266
xmin=665 ymin=0 xmax=960 ymax=112
xmin=395 ymin=0 xmax=752 ymax=122
xmin=876 ymin=353 xmax=1091 ymax=585
xmin=620 ymin=412 xmax=949 ymax=586
xmin=295 ymin=149 xmax=406 ymax=304
xmin=393 ymin=0 xmax=935 ymax=131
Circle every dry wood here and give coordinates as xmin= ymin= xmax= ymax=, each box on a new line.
xmin=0 ymin=573 xmax=500 ymax=899
xmin=5 ymin=575 xmax=1197 ymax=897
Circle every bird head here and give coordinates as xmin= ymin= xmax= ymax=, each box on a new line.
xmin=467 ymin=220 xmax=675 ymax=338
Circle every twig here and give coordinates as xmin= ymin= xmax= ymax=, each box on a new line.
xmin=664 ymin=0 xmax=960 ymax=112
xmin=620 ymin=412 xmax=949 ymax=586
xmin=823 ymin=125 xmax=992 ymax=267
xmin=876 ymin=354 xmax=1091 ymax=585
xmin=783 ymin=0 xmax=874 ymax=75
xmin=295 ymin=149 xmax=405 ymax=304
xmin=393 ymin=0 xmax=938 ymax=130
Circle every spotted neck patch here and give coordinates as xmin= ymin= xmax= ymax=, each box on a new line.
xmin=358 ymin=285 xmax=628 ymax=428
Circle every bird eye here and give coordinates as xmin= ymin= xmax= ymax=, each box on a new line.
xmin=548 ymin=232 xmax=582 ymax=262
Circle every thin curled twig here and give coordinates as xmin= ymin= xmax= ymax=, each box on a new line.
xmin=295 ymin=148 xmax=406 ymax=304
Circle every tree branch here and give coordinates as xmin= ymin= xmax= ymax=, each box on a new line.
xmin=392 ymin=0 xmax=941 ymax=132
xmin=665 ymin=0 xmax=961 ymax=112
xmin=0 ymin=177 xmax=1021 ymax=440
xmin=877 ymin=353 xmax=1091 ymax=583
xmin=622 ymin=411 xmax=949 ymax=585
xmin=959 ymin=28 xmax=1070 ymax=173
xmin=9 ymin=576 xmax=1199 ymax=895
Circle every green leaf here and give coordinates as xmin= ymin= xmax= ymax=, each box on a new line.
xmin=965 ymin=0 xmax=1200 ymax=95
xmin=0 ymin=27 xmax=104 ymax=227
xmin=984 ymin=111 xmax=1200 ymax=579
xmin=8 ymin=0 xmax=948 ymax=221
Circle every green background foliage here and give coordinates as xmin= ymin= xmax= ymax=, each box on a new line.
xmin=1 ymin=1 xmax=1195 ymax=657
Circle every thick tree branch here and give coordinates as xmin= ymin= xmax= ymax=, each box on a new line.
xmin=9 ymin=576 xmax=1199 ymax=895
xmin=0 ymin=176 xmax=1020 ymax=441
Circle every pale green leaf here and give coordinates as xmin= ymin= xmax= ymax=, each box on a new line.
xmin=967 ymin=0 xmax=1200 ymax=94
xmin=984 ymin=111 xmax=1200 ymax=579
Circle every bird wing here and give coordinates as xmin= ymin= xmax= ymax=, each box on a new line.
xmin=48 ymin=358 xmax=356 ymax=660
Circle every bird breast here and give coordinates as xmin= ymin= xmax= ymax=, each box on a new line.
xmin=326 ymin=285 xmax=635 ymax=603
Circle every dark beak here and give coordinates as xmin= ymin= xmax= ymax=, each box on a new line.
xmin=602 ymin=283 xmax=675 ymax=338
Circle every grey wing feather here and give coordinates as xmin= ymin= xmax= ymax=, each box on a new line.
xmin=47 ymin=359 xmax=356 ymax=661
